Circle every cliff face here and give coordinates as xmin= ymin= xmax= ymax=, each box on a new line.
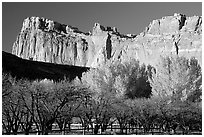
xmin=12 ymin=13 xmax=202 ymax=68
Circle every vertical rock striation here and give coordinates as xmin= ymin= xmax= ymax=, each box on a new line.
xmin=12 ymin=13 xmax=202 ymax=68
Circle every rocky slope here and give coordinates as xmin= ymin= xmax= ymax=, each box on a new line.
xmin=3 ymin=51 xmax=89 ymax=81
xmin=12 ymin=13 xmax=202 ymax=68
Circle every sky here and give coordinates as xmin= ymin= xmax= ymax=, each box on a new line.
xmin=2 ymin=2 xmax=202 ymax=53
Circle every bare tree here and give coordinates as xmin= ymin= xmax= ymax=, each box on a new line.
xmin=29 ymin=79 xmax=86 ymax=135
xmin=15 ymin=79 xmax=34 ymax=135
xmin=112 ymin=99 xmax=131 ymax=134
xmin=54 ymin=81 xmax=87 ymax=135
xmin=2 ymin=80 xmax=24 ymax=135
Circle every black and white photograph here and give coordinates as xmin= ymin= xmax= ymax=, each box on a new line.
xmin=2 ymin=1 xmax=202 ymax=135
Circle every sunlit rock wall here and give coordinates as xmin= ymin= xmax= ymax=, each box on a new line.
xmin=12 ymin=13 xmax=202 ymax=68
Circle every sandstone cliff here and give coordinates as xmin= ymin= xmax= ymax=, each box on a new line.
xmin=12 ymin=13 xmax=202 ymax=68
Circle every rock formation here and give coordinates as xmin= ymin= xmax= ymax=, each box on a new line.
xmin=12 ymin=13 xmax=202 ymax=68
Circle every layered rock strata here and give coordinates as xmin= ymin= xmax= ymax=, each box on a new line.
xmin=12 ymin=13 xmax=202 ymax=68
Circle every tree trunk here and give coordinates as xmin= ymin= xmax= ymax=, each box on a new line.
xmin=120 ymin=127 xmax=124 ymax=134
xmin=129 ymin=123 xmax=131 ymax=132
xmin=62 ymin=128 xmax=65 ymax=135
xmin=43 ymin=123 xmax=53 ymax=135
xmin=13 ymin=131 xmax=18 ymax=135
xmin=44 ymin=129 xmax=49 ymax=135
xmin=94 ymin=124 xmax=100 ymax=134
xmin=24 ymin=129 xmax=30 ymax=135
xmin=67 ymin=122 xmax=71 ymax=132
xmin=12 ymin=125 xmax=19 ymax=135
xmin=92 ymin=123 xmax=94 ymax=134
xmin=41 ymin=126 xmax=45 ymax=135
xmin=34 ymin=122 xmax=40 ymax=135
xmin=41 ymin=126 xmax=48 ymax=135
xmin=101 ymin=124 xmax=107 ymax=132
xmin=87 ymin=124 xmax=90 ymax=131
xmin=119 ymin=123 xmax=124 ymax=134
xmin=4 ymin=127 xmax=11 ymax=135
xmin=143 ymin=124 xmax=150 ymax=134
xmin=166 ymin=122 xmax=171 ymax=133
xmin=83 ymin=125 xmax=86 ymax=135
xmin=58 ymin=126 xmax=63 ymax=135
xmin=56 ymin=121 xmax=64 ymax=134
xmin=23 ymin=124 xmax=33 ymax=135
xmin=62 ymin=121 xmax=66 ymax=135
xmin=36 ymin=127 xmax=40 ymax=135
xmin=12 ymin=127 xmax=18 ymax=135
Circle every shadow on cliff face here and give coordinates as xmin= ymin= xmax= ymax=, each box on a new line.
xmin=106 ymin=34 xmax=112 ymax=60
xmin=2 ymin=51 xmax=90 ymax=82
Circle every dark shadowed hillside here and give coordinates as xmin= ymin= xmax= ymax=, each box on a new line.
xmin=2 ymin=51 xmax=90 ymax=81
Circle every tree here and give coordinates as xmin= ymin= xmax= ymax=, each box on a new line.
xmin=54 ymin=80 xmax=87 ymax=135
xmin=148 ymin=96 xmax=178 ymax=133
xmin=81 ymin=66 xmax=116 ymax=134
xmin=30 ymin=79 xmax=84 ymax=135
xmin=75 ymin=90 xmax=95 ymax=134
xmin=111 ymin=60 xmax=152 ymax=99
xmin=112 ymin=99 xmax=131 ymax=134
xmin=2 ymin=72 xmax=15 ymax=98
xmin=148 ymin=56 xmax=202 ymax=133
xmin=80 ymin=60 xmax=152 ymax=134
xmin=128 ymin=98 xmax=159 ymax=134
xmin=173 ymin=101 xmax=202 ymax=134
xmin=149 ymin=56 xmax=201 ymax=101
xmin=2 ymin=75 xmax=89 ymax=135
xmin=14 ymin=79 xmax=34 ymax=135
xmin=2 ymin=78 xmax=24 ymax=135
xmin=2 ymin=74 xmax=37 ymax=135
